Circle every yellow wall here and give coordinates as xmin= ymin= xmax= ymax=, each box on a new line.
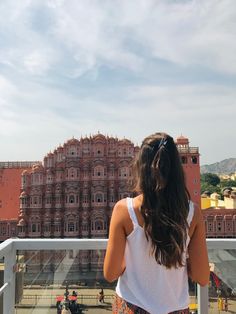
xmin=224 ymin=197 xmax=236 ymax=209
xmin=201 ymin=197 xmax=211 ymax=209
xmin=201 ymin=195 xmax=236 ymax=209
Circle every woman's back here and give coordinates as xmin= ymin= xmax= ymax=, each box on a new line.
xmin=115 ymin=197 xmax=194 ymax=314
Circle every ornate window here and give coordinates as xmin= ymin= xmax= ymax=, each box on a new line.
xmin=32 ymin=224 xmax=36 ymax=233
xmin=119 ymin=167 xmax=129 ymax=177
xmin=68 ymin=168 xmax=76 ymax=179
xmin=68 ymin=222 xmax=75 ymax=232
xmin=44 ymin=224 xmax=51 ymax=233
xmin=95 ymin=193 xmax=103 ymax=203
xmin=94 ymin=165 xmax=105 ymax=177
xmin=95 ymin=220 xmax=103 ymax=231
xmin=54 ymin=223 xmax=61 ymax=232
xmin=191 ymin=156 xmax=198 ymax=164
xmin=83 ymin=194 xmax=89 ymax=203
xmin=69 ymin=195 xmax=75 ymax=203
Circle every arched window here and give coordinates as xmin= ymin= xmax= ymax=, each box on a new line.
xmin=191 ymin=156 xmax=198 ymax=164
xmin=32 ymin=224 xmax=36 ymax=233
xmin=181 ymin=156 xmax=187 ymax=164
xmin=95 ymin=193 xmax=103 ymax=203
xmin=95 ymin=220 xmax=103 ymax=231
xmin=68 ymin=222 xmax=75 ymax=232
xmin=94 ymin=166 xmax=104 ymax=177
xmin=44 ymin=224 xmax=50 ymax=233
xmin=69 ymin=195 xmax=75 ymax=203
xmin=68 ymin=168 xmax=76 ymax=179
xmin=119 ymin=167 xmax=129 ymax=177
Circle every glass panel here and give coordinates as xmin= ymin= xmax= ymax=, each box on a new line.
xmin=189 ymin=281 xmax=198 ymax=314
xmin=15 ymin=249 xmax=115 ymax=313
xmin=0 ymin=257 xmax=4 ymax=314
xmin=208 ymin=249 xmax=236 ymax=313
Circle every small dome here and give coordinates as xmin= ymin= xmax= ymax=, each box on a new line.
xmin=65 ymin=138 xmax=79 ymax=145
xmin=176 ymin=135 xmax=189 ymax=145
xmin=57 ymin=145 xmax=63 ymax=151
xmin=22 ymin=169 xmax=29 ymax=176
xmin=223 ymin=189 xmax=231 ymax=197
xmin=18 ymin=219 xmax=26 ymax=226
xmin=92 ymin=133 xmax=106 ymax=142
xmin=20 ymin=191 xmax=27 ymax=198
xmin=20 ymin=191 xmax=27 ymax=197
xmin=32 ymin=163 xmax=43 ymax=173
xmin=119 ymin=138 xmax=132 ymax=145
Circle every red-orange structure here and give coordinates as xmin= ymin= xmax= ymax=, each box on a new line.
xmin=0 ymin=162 xmax=39 ymax=241
xmin=175 ymin=136 xmax=200 ymax=207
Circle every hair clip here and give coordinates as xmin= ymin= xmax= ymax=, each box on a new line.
xmin=158 ymin=138 xmax=168 ymax=149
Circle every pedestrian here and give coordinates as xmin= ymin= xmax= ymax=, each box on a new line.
xmin=98 ymin=288 xmax=105 ymax=303
xmin=104 ymin=132 xmax=210 ymax=314
xmin=218 ymin=297 xmax=223 ymax=312
xmin=224 ymin=297 xmax=228 ymax=312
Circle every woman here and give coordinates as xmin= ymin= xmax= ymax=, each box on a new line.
xmin=104 ymin=132 xmax=209 ymax=314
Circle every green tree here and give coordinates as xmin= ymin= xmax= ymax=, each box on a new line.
xmin=200 ymin=182 xmax=221 ymax=195
xmin=201 ymin=173 xmax=220 ymax=186
xmin=220 ymin=179 xmax=236 ymax=188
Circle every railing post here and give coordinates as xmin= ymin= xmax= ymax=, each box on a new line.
xmin=3 ymin=246 xmax=16 ymax=314
xmin=197 ymin=284 xmax=208 ymax=314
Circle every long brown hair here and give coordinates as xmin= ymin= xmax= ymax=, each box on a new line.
xmin=134 ymin=132 xmax=190 ymax=268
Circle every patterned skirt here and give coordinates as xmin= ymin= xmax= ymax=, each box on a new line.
xmin=113 ymin=294 xmax=190 ymax=314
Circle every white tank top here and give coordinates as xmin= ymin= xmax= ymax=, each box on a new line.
xmin=116 ymin=197 xmax=195 ymax=314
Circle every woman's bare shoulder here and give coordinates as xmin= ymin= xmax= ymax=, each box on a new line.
xmin=189 ymin=202 xmax=202 ymax=238
xmin=111 ymin=198 xmax=130 ymax=223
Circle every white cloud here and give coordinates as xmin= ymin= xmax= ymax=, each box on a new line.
xmin=0 ymin=0 xmax=235 ymax=76
xmin=0 ymin=0 xmax=235 ymax=164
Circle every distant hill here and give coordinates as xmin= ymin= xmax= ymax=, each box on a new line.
xmin=201 ymin=158 xmax=236 ymax=175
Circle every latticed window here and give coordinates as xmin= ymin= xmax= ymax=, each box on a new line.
xmin=95 ymin=193 xmax=103 ymax=203
xmin=32 ymin=224 xmax=37 ymax=232
xmin=69 ymin=195 xmax=75 ymax=203
xmin=54 ymin=224 xmax=61 ymax=232
xmin=68 ymin=222 xmax=75 ymax=232
xmin=83 ymin=194 xmax=88 ymax=203
xmin=95 ymin=220 xmax=103 ymax=231
xmin=94 ymin=166 xmax=104 ymax=177
xmin=119 ymin=167 xmax=129 ymax=177
xmin=44 ymin=224 xmax=50 ymax=232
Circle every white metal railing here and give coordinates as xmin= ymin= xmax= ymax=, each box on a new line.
xmin=0 ymin=238 xmax=235 ymax=314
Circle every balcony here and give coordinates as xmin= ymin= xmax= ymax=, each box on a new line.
xmin=0 ymin=239 xmax=235 ymax=314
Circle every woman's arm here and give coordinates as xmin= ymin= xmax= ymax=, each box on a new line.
xmin=188 ymin=204 xmax=210 ymax=286
xmin=103 ymin=200 xmax=127 ymax=282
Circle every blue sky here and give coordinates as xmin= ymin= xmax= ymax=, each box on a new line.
xmin=0 ymin=0 xmax=235 ymax=164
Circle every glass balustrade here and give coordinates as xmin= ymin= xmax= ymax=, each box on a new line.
xmin=0 ymin=238 xmax=236 ymax=314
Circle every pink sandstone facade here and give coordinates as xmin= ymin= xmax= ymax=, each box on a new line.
xmin=17 ymin=134 xmax=138 ymax=273
xmin=14 ymin=134 xmax=202 ymax=277
xmin=203 ymin=208 xmax=236 ymax=238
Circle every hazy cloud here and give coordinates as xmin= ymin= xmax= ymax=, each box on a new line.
xmin=0 ymin=0 xmax=235 ymax=164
